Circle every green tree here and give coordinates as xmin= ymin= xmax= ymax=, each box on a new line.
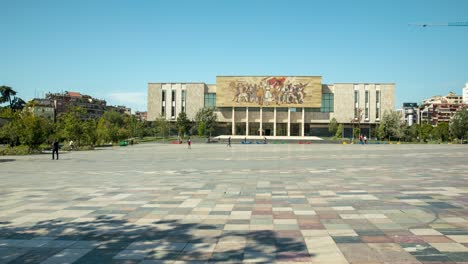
xmin=195 ymin=108 xmax=218 ymax=137
xmin=420 ymin=123 xmax=433 ymax=142
xmin=328 ymin=118 xmax=338 ymax=136
xmin=57 ymin=107 xmax=86 ymax=146
xmin=11 ymin=97 xmax=26 ymax=110
xmin=97 ymin=111 xmax=127 ymax=143
xmin=19 ymin=113 xmax=52 ymax=151
xmin=0 ymin=86 xmax=17 ymax=107
xmin=125 ymin=115 xmax=144 ymax=139
xmin=155 ymin=116 xmax=170 ymax=139
xmin=433 ymin=122 xmax=450 ymax=142
xmin=82 ymin=120 xmax=97 ymax=146
xmin=0 ymin=111 xmax=21 ymax=146
xmin=409 ymin=124 xmax=420 ymax=142
xmin=197 ymin=122 xmax=206 ymax=137
xmin=335 ymin=123 xmax=343 ymax=138
xmin=450 ymin=108 xmax=468 ymax=142
xmin=176 ymin=112 xmax=191 ymax=137
xmin=378 ymin=110 xmax=404 ymax=140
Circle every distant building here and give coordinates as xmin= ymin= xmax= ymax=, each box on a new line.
xmin=419 ymin=92 xmax=464 ymax=125
xmin=463 ymin=83 xmax=468 ymax=104
xmin=148 ymin=76 xmax=395 ymax=138
xmin=46 ymin=91 xmax=107 ymax=119
xmin=402 ymin=102 xmax=419 ymax=126
xmin=135 ymin=111 xmax=147 ymax=122
xmin=106 ymin=105 xmax=131 ymax=115
xmin=28 ymin=98 xmax=55 ymax=120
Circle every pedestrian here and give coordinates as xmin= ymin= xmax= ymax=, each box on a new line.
xmin=187 ymin=137 xmax=191 ymax=149
xmin=359 ymin=134 xmax=363 ymax=144
xmin=364 ymin=135 xmax=367 ymax=144
xmin=227 ymin=136 xmax=231 ymax=147
xmin=264 ymin=136 xmax=267 ymax=144
xmin=52 ymin=139 xmax=59 ymax=160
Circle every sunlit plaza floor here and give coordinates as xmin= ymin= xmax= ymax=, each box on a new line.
xmin=0 ymin=143 xmax=468 ymax=263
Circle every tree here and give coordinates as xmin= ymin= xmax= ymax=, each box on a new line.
xmin=19 ymin=113 xmax=52 ymax=151
xmin=81 ymin=120 xmax=97 ymax=146
xmin=450 ymin=108 xmax=468 ymax=142
xmin=176 ymin=112 xmax=191 ymax=137
xmin=10 ymin=97 xmax=26 ymax=110
xmin=0 ymin=86 xmax=17 ymax=107
xmin=155 ymin=116 xmax=170 ymax=139
xmin=409 ymin=124 xmax=420 ymax=142
xmin=0 ymin=111 xmax=21 ymax=146
xmin=328 ymin=118 xmax=338 ymax=136
xmin=378 ymin=110 xmax=404 ymax=140
xmin=97 ymin=111 xmax=127 ymax=143
xmin=420 ymin=123 xmax=433 ymax=142
xmin=125 ymin=115 xmax=144 ymax=139
xmin=350 ymin=108 xmax=363 ymax=139
xmin=195 ymin=108 xmax=218 ymax=137
xmin=57 ymin=107 xmax=86 ymax=146
xmin=433 ymin=122 xmax=450 ymax=142
xmin=335 ymin=123 xmax=343 ymax=138
xmin=197 ymin=122 xmax=206 ymax=137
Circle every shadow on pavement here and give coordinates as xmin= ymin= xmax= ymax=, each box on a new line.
xmin=0 ymin=216 xmax=314 ymax=263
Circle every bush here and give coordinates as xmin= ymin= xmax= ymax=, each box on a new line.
xmin=0 ymin=145 xmax=31 ymax=155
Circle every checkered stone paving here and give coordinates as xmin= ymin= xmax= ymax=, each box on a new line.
xmin=0 ymin=143 xmax=467 ymax=263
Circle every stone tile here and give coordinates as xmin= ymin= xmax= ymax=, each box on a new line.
xmin=429 ymin=243 xmax=468 ymax=252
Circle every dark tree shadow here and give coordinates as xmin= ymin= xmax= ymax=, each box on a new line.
xmin=0 ymin=216 xmax=314 ymax=263
xmin=0 ymin=159 xmax=15 ymax=163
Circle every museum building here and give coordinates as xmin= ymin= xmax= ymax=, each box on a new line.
xmin=147 ymin=76 xmax=395 ymax=138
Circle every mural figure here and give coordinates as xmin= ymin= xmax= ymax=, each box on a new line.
xmin=228 ymin=77 xmax=310 ymax=106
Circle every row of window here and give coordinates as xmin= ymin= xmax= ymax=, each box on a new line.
xmin=161 ymin=90 xmax=187 ymax=118
xmin=354 ymin=90 xmax=381 ymax=120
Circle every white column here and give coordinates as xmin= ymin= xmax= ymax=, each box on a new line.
xmin=259 ymin=108 xmax=263 ymax=136
xmin=231 ymin=107 xmax=235 ymax=135
xmin=287 ymin=108 xmax=291 ymax=137
xmin=246 ymin=107 xmax=249 ymax=136
xmin=302 ymin=107 xmax=305 ymax=137
xmin=273 ymin=108 xmax=277 ymax=136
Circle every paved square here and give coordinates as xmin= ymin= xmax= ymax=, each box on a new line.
xmin=1 ymin=143 xmax=468 ymax=263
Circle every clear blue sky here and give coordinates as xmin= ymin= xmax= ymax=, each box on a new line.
xmin=1 ymin=0 xmax=467 ymax=112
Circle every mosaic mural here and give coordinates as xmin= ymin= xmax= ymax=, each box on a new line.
xmin=216 ymin=76 xmax=322 ymax=107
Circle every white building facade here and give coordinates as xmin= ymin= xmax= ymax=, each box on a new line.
xmin=148 ymin=76 xmax=395 ymax=138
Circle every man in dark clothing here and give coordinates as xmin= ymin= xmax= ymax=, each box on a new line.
xmin=52 ymin=140 xmax=59 ymax=160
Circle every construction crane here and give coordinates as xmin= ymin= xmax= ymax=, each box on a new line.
xmin=409 ymin=22 xmax=468 ymax=27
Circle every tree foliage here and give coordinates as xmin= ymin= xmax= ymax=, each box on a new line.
xmin=433 ymin=122 xmax=449 ymax=142
xmin=155 ymin=116 xmax=170 ymax=138
xmin=195 ymin=108 xmax=217 ymax=137
xmin=450 ymin=108 xmax=468 ymax=141
xmin=97 ymin=111 xmax=128 ymax=143
xmin=335 ymin=123 xmax=343 ymax=138
xmin=19 ymin=113 xmax=52 ymax=151
xmin=57 ymin=107 xmax=86 ymax=146
xmin=378 ymin=110 xmax=404 ymax=140
xmin=176 ymin=112 xmax=191 ymax=137
xmin=328 ymin=118 xmax=338 ymax=136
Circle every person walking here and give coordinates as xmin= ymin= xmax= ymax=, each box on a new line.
xmin=364 ymin=135 xmax=367 ymax=144
xmin=227 ymin=136 xmax=231 ymax=147
xmin=187 ymin=137 xmax=191 ymax=149
xmin=52 ymin=140 xmax=59 ymax=160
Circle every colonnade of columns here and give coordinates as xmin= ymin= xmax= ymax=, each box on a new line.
xmin=231 ymin=107 xmax=306 ymax=136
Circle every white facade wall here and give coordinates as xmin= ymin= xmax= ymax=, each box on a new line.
xmin=147 ymin=81 xmax=396 ymax=132
xmin=147 ymin=83 xmax=204 ymax=121
xmin=463 ymin=83 xmax=468 ymax=104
